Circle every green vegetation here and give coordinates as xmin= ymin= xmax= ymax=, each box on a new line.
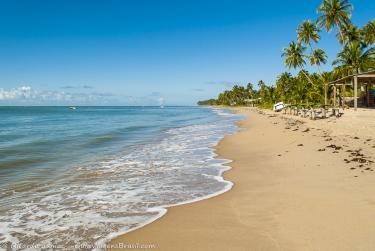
xmin=198 ymin=0 xmax=374 ymax=107
xmin=197 ymin=99 xmax=217 ymax=106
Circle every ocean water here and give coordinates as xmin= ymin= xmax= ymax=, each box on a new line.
xmin=0 ymin=106 xmax=242 ymax=250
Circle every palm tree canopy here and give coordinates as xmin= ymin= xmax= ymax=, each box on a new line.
xmin=333 ymin=41 xmax=375 ymax=74
xmin=339 ymin=24 xmax=361 ymax=44
xmin=246 ymin=83 xmax=254 ymax=93
xmin=297 ymin=20 xmax=320 ymax=45
xmin=282 ymin=41 xmax=307 ymax=69
xmin=361 ymin=20 xmax=375 ymax=46
xmin=316 ymin=0 xmax=353 ymax=38
xmin=257 ymin=80 xmax=266 ymax=90
xmin=310 ymin=48 xmax=328 ymax=66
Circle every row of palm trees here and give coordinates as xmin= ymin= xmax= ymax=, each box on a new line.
xmin=197 ymin=71 xmax=321 ymax=107
xmin=282 ymin=0 xmax=374 ymax=85
xmin=198 ymin=0 xmax=374 ymax=107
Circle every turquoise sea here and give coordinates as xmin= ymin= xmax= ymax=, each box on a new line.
xmin=0 ymin=106 xmax=242 ymax=249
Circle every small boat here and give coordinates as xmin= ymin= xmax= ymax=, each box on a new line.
xmin=273 ymin=102 xmax=285 ymax=112
xmin=69 ymin=106 xmax=77 ymax=110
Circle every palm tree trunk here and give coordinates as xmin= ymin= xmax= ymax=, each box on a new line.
xmin=309 ymin=44 xmax=314 ymax=53
xmin=317 ymin=65 xmax=323 ymax=75
xmin=336 ymin=21 xmax=346 ymax=45
xmin=300 ymin=67 xmax=315 ymax=86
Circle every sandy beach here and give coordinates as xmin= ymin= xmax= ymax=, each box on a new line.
xmin=108 ymin=107 xmax=375 ymax=251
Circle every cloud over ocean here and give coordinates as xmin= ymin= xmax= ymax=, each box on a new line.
xmin=0 ymin=86 xmax=165 ymax=106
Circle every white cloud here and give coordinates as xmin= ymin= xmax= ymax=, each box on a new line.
xmin=0 ymin=86 xmax=165 ymax=106
xmin=0 ymin=86 xmax=35 ymax=100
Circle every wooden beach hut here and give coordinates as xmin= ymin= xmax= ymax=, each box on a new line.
xmin=325 ymin=70 xmax=375 ymax=110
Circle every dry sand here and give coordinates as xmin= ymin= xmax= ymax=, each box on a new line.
xmin=108 ymin=107 xmax=375 ymax=251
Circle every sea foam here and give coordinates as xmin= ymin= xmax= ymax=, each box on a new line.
xmin=0 ymin=107 xmax=242 ymax=251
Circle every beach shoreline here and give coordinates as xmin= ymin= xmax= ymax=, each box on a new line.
xmin=108 ymin=107 xmax=375 ymax=251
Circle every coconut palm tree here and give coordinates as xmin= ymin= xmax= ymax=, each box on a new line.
xmin=275 ymin=72 xmax=293 ymax=102
xmin=339 ymin=24 xmax=361 ymax=45
xmin=361 ymin=20 xmax=375 ymax=46
xmin=316 ymin=0 xmax=353 ymax=43
xmin=246 ymin=83 xmax=255 ymax=98
xmin=297 ymin=21 xmax=328 ymax=77
xmin=310 ymin=48 xmax=328 ymax=73
xmin=333 ymin=41 xmax=375 ymax=74
xmin=297 ymin=20 xmax=320 ymax=49
xmin=282 ymin=41 xmax=314 ymax=85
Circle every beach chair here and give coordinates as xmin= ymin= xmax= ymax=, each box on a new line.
xmin=300 ymin=105 xmax=311 ymax=118
xmin=283 ymin=104 xmax=291 ymax=115
xmin=293 ymin=105 xmax=299 ymax=116
xmin=318 ymin=105 xmax=329 ymax=119
xmin=332 ymin=107 xmax=342 ymax=118
xmin=309 ymin=108 xmax=316 ymax=120
xmin=308 ymin=105 xmax=326 ymax=120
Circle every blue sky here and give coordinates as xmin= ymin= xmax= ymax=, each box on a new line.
xmin=0 ymin=0 xmax=374 ymax=105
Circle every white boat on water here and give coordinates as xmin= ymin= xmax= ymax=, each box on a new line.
xmin=69 ymin=106 xmax=77 ymax=110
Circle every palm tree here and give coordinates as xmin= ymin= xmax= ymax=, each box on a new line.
xmin=257 ymin=80 xmax=268 ymax=103
xmin=265 ymin=86 xmax=277 ymax=104
xmin=282 ymin=41 xmax=314 ymax=85
xmin=275 ymin=72 xmax=293 ymax=102
xmin=231 ymin=85 xmax=247 ymax=105
xmin=361 ymin=20 xmax=375 ymax=46
xmin=297 ymin=20 xmax=320 ymax=49
xmin=246 ymin=83 xmax=255 ymax=98
xmin=333 ymin=41 xmax=375 ymax=74
xmin=288 ymin=71 xmax=311 ymax=103
xmin=316 ymin=0 xmax=353 ymax=43
xmin=339 ymin=24 xmax=361 ymax=45
xmin=310 ymin=48 xmax=328 ymax=73
xmin=297 ymin=21 xmax=328 ymax=77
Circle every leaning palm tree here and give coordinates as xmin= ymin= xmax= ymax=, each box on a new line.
xmin=297 ymin=20 xmax=320 ymax=49
xmin=316 ymin=0 xmax=353 ymax=43
xmin=361 ymin=20 xmax=375 ymax=46
xmin=282 ymin=41 xmax=314 ymax=85
xmin=333 ymin=41 xmax=375 ymax=74
xmin=310 ymin=48 xmax=328 ymax=74
xmin=297 ymin=21 xmax=328 ymax=77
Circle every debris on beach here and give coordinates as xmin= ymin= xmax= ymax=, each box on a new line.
xmin=326 ymin=144 xmax=342 ymax=150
